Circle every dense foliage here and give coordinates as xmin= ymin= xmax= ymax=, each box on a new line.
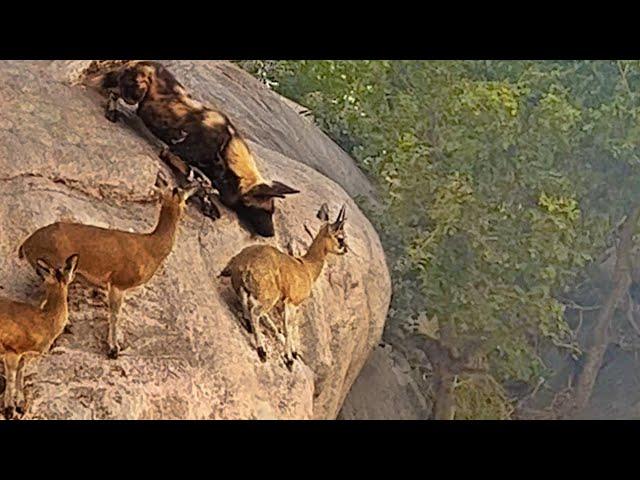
xmin=238 ymin=61 xmax=640 ymax=418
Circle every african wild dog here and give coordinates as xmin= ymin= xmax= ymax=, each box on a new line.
xmin=98 ymin=61 xmax=299 ymax=237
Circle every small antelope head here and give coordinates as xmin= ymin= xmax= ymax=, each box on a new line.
xmin=239 ymin=181 xmax=300 ymax=237
xmin=117 ymin=63 xmax=155 ymax=105
xmin=35 ymin=254 xmax=79 ymax=290
xmin=314 ymin=203 xmax=348 ymax=255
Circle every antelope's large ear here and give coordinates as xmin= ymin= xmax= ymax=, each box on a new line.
xmin=154 ymin=171 xmax=170 ymax=190
xmin=331 ymin=204 xmax=347 ymax=231
xmin=246 ymin=182 xmax=300 ymax=200
xmin=316 ymin=203 xmax=330 ymax=222
xmin=61 ymin=254 xmax=79 ymax=283
xmin=64 ymin=254 xmax=79 ymax=275
xmin=35 ymin=258 xmax=55 ymax=281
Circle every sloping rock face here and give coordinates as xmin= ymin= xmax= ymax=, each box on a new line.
xmin=0 ymin=60 xmax=390 ymax=419
xmin=339 ymin=345 xmax=431 ymax=420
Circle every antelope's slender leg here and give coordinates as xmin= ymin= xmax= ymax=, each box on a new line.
xmin=107 ymin=285 xmax=125 ymax=359
xmin=263 ymin=317 xmax=286 ymax=346
xmin=248 ymin=296 xmax=267 ymax=362
xmin=282 ymin=304 xmax=295 ymax=371
xmin=290 ymin=306 xmax=300 ymax=359
xmin=239 ymin=287 xmax=252 ymax=333
xmin=3 ymin=353 xmax=20 ymax=419
xmin=15 ymin=357 xmax=26 ymax=415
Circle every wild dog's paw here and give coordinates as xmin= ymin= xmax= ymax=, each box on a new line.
xmin=201 ymin=196 xmax=221 ymax=220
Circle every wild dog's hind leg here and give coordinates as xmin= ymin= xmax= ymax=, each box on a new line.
xmin=107 ymin=285 xmax=125 ymax=359
xmin=3 ymin=353 xmax=20 ymax=419
xmin=105 ymin=92 xmax=120 ymax=123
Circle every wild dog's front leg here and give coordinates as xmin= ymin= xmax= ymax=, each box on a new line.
xmin=107 ymin=286 xmax=124 ymax=359
xmin=3 ymin=354 xmax=19 ymax=420
xmin=159 ymin=148 xmax=220 ymax=220
xmin=160 ymin=147 xmax=190 ymax=176
xmin=105 ymin=92 xmax=120 ymax=123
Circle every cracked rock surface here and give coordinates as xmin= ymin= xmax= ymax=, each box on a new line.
xmin=0 ymin=60 xmax=390 ymax=419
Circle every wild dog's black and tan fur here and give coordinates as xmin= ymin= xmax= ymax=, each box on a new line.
xmin=99 ymin=61 xmax=299 ymax=237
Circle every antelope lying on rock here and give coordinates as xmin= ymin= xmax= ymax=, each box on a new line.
xmin=220 ymin=204 xmax=348 ymax=370
xmin=97 ymin=60 xmax=300 ymax=237
xmin=18 ymin=177 xmax=198 ymax=359
xmin=0 ymin=254 xmax=78 ymax=419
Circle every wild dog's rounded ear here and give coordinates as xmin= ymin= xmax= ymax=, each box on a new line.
xmin=270 ymin=181 xmax=300 ymax=196
xmin=316 ymin=203 xmax=330 ymax=222
xmin=247 ymin=182 xmax=300 ymax=200
xmin=35 ymin=258 xmax=54 ymax=280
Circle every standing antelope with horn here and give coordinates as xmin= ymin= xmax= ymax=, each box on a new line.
xmin=220 ymin=204 xmax=348 ymax=370
xmin=18 ymin=176 xmax=198 ymax=359
xmin=0 ymin=254 xmax=78 ymax=419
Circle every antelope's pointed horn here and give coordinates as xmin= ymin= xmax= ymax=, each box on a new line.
xmin=333 ymin=204 xmax=347 ymax=228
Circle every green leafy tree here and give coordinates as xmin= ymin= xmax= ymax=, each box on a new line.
xmin=238 ymin=60 xmax=640 ymax=418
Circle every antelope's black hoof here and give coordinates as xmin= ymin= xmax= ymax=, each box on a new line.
xmin=107 ymin=346 xmax=119 ymax=360
xmin=4 ymin=406 xmax=14 ymax=420
xmin=105 ymin=109 xmax=119 ymax=123
xmin=15 ymin=405 xmax=25 ymax=416
xmin=64 ymin=324 xmax=74 ymax=335
xmin=257 ymin=347 xmax=267 ymax=362
xmin=292 ymin=351 xmax=299 ymax=360
xmin=285 ymin=357 xmax=294 ymax=372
